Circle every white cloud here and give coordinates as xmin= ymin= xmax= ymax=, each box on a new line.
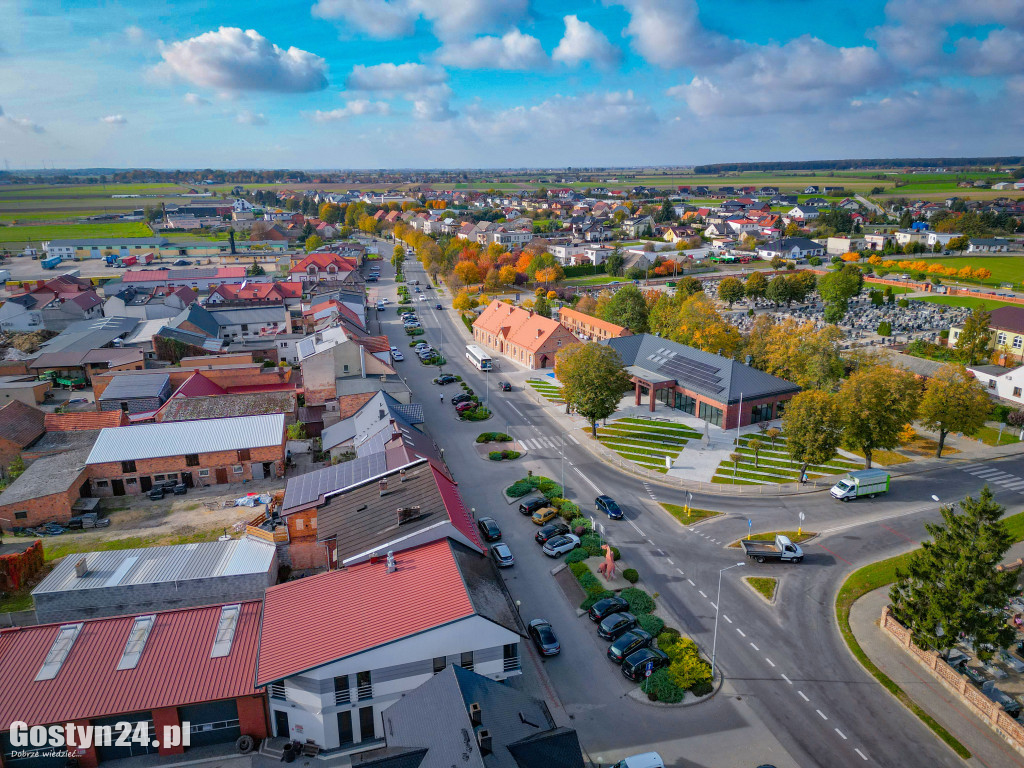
xmin=312 ymin=0 xmax=416 ymax=38
xmin=156 ymin=27 xmax=328 ymax=93
xmin=313 ymin=100 xmax=391 ymax=122
xmin=124 ymin=25 xmax=146 ymax=43
xmin=184 ymin=92 xmax=211 ymax=107
xmin=411 ymin=85 xmax=456 ymax=121
xmin=312 ymin=0 xmax=528 ymax=40
xmin=880 ymin=0 xmax=1024 ymax=29
xmin=956 ymin=29 xmax=1024 ymax=75
xmin=345 ymin=62 xmax=446 ymax=92
xmin=436 ymin=29 xmax=547 ymax=71
xmin=614 ymin=0 xmax=741 ymax=67
xmin=101 ymin=114 xmax=127 ymax=125
xmin=465 ymin=90 xmax=655 ymax=140
xmin=552 ymin=15 xmax=619 ymax=67
xmin=0 ymin=105 xmax=44 ymax=133
xmin=236 ymin=110 xmax=268 ymax=125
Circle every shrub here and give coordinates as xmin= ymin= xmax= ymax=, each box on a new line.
xmin=622 ymin=568 xmax=639 ymax=584
xmin=568 ymin=561 xmax=590 ymax=578
xmin=661 ymin=637 xmax=713 ymax=692
xmin=621 ymin=587 xmax=656 ymax=615
xmin=488 ymin=451 xmax=503 ymax=460
xmin=580 ymin=533 xmax=602 ymax=556
xmin=690 ymin=680 xmax=714 ymax=697
xmin=505 ymin=480 xmax=533 ymax=497
xmin=564 ymin=549 xmax=589 ymax=564
xmin=657 ymin=627 xmax=681 ymax=646
xmin=580 ymin=590 xmax=614 ymax=611
xmin=559 ymin=500 xmax=580 ymax=518
xmin=644 ymin=668 xmax=685 ymax=703
xmin=503 ymin=450 xmax=521 ymax=460
xmin=569 ymin=516 xmax=591 ymax=532
xmin=577 ymin=571 xmax=600 ymax=592
xmin=637 ymin=614 xmax=664 ymax=636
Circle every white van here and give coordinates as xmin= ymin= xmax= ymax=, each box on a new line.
xmin=610 ymin=753 xmax=665 ymax=768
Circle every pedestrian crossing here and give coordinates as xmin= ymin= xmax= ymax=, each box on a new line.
xmin=518 ymin=434 xmax=579 ymax=451
xmin=958 ymin=463 xmax=1024 ymax=493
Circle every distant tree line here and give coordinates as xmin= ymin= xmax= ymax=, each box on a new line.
xmin=692 ymin=157 xmax=1024 ymax=174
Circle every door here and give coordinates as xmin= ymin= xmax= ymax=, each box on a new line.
xmin=111 ymin=478 xmax=125 ymax=496
xmin=358 ymin=706 xmax=375 ymax=742
xmin=93 ymin=714 xmax=159 ymax=761
xmin=140 ymin=476 xmax=153 ymax=492
xmin=274 ymin=709 xmax=289 ymax=739
xmin=179 ymin=700 xmax=240 ymax=748
xmin=183 ymin=472 xmax=194 ymax=488
xmin=251 ymin=462 xmax=264 ymax=480
xmin=337 ymin=710 xmax=354 ymax=746
xmin=215 ymin=468 xmax=228 ymax=484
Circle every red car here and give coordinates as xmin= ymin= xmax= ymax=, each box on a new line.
xmin=455 ymin=400 xmax=477 ymax=414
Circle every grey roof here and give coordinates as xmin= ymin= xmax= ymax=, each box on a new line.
xmin=45 ymin=237 xmax=166 ymax=247
xmin=451 ymin=541 xmax=521 ymax=636
xmin=173 ymin=304 xmax=219 ymax=337
xmin=31 ymin=316 xmax=140 ymax=367
xmin=390 ymin=401 xmax=424 ymax=425
xmin=24 ymin=429 xmax=101 ymax=456
xmin=98 ymin=372 xmax=170 ymax=401
xmin=208 ymin=305 xmax=287 ymax=326
xmin=32 ymin=538 xmax=276 ymax=595
xmin=970 ymin=238 xmax=1009 ymax=246
xmin=0 ymin=449 xmax=90 ymax=506
xmin=281 ymin=452 xmax=388 ymax=513
xmin=86 ymin=413 xmax=285 ymax=464
xmin=155 ymin=326 xmax=224 ymax=352
xmin=605 ymin=334 xmax=800 ymax=405
xmin=758 ymin=237 xmax=822 ymax=252
xmin=873 ymin=350 xmax=947 ymax=378
xmin=368 ymin=665 xmax=583 ymax=768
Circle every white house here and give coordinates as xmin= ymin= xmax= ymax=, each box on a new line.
xmin=826 ymin=236 xmax=865 ymax=255
xmin=755 ymin=237 xmax=825 ymax=262
xmin=550 ymin=241 xmax=587 ymax=265
xmin=256 ymin=539 xmax=521 ymax=754
xmin=582 ymin=244 xmax=614 ymax=265
xmin=968 ymin=238 xmax=1011 ymax=253
xmin=232 ymin=198 xmax=254 ymax=212
xmin=968 ymin=364 xmax=1024 ymax=406
xmin=787 ymin=205 xmax=819 ymax=221
xmin=925 ymin=231 xmax=962 ymax=248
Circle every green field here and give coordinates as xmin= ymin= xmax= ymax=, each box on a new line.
xmin=916 ymin=295 xmax=1022 ymax=311
xmin=0 ymin=222 xmax=154 ymax=244
xmin=587 ymin=417 xmax=702 ymax=473
xmin=910 ymin=256 xmax=1024 ymax=286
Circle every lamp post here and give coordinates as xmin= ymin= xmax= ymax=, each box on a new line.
xmin=711 ymin=562 xmax=745 ymax=678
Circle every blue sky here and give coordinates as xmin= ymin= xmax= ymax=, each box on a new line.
xmin=0 ymin=0 xmax=1021 ymax=169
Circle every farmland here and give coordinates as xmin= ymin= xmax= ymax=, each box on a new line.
xmin=916 ymin=295 xmax=1023 ymax=311
xmin=0 ymin=221 xmax=154 ymax=244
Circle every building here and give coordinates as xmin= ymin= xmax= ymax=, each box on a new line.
xmin=894 ymin=230 xmax=925 ymax=247
xmin=622 ymin=215 xmax=655 ymax=237
xmin=968 ymin=364 xmax=1024 ymax=405
xmin=556 ymin=306 xmax=632 ymax=342
xmin=864 ymin=233 xmax=894 ymax=251
xmin=755 ymin=237 xmax=824 ymax=262
xmin=0 ymin=400 xmax=44 ymax=467
xmin=0 ymin=448 xmax=92 ymax=527
xmin=31 ymin=538 xmax=276 ymax=623
xmin=85 ymin=413 xmax=286 ymax=496
xmin=297 ymin=327 xmax=401 ymax=406
xmin=171 ymin=303 xmax=291 ymax=341
xmin=255 ymin=539 xmax=522 ymax=753
xmin=0 ymin=375 xmax=51 ymax=406
xmin=472 ymin=300 xmax=579 ymax=370
xmin=925 ymin=231 xmax=960 ymax=249
xmin=97 ymin=372 xmax=172 ymax=414
xmin=115 ymin=266 xmax=274 ymax=293
xmin=320 ymin=391 xmax=424 ymax=460
xmin=156 ymin=390 xmax=297 ymax=424
xmin=0 ymin=601 xmax=268 ymax=767
xmin=826 ymin=236 xmax=866 ymax=256
xmin=102 ymin=285 xmax=197 ymax=321
xmin=41 ymin=236 xmax=167 ymax=260
xmin=951 ymin=306 xmax=1024 ymax=361
xmin=290 ymin=252 xmax=359 ymax=282
xmin=27 ymin=316 xmax=141 ymax=382
xmin=207 ymin=281 xmax=303 ymax=307
xmin=604 ymin=334 xmax=800 ymax=429
xmin=0 ymin=276 xmax=103 ymax=333
xmin=968 ymin=238 xmax=1011 ymax=253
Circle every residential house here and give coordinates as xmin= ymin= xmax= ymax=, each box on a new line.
xmin=207 ymin=281 xmax=303 ymax=308
xmin=297 ymin=327 xmax=402 ymax=405
xmin=86 ymin=413 xmax=286 ymax=496
xmin=290 ymin=252 xmax=359 ymax=283
xmin=622 ymin=215 xmax=655 ymax=237
xmin=968 ymin=238 xmax=1010 ymax=253
xmin=0 ymin=400 xmax=45 ymax=467
xmin=755 ymin=237 xmax=824 ymax=262
xmin=581 ymin=244 xmax=615 ymax=265
xmin=97 ymin=372 xmax=172 ymax=415
xmin=549 ymin=241 xmax=586 ymax=266
xmin=170 ymin=303 xmax=291 ymax=342
xmin=786 ymin=205 xmax=819 ymax=222
xmin=27 ymin=316 xmax=141 ymax=382
xmin=863 ymin=233 xmax=895 ymax=251
xmin=156 ymin=390 xmax=297 ymax=424
xmin=894 ymin=230 xmax=925 ymax=247
xmin=103 ymin=285 xmax=197 ymax=321
xmin=556 ymin=307 xmax=632 ymax=342
xmin=826 ymin=236 xmax=866 ymax=255
xmin=116 ymin=266 xmax=273 ymax=293
xmin=472 ymin=301 xmax=579 ymax=370
xmin=967 ymin=364 xmax=1024 ymax=405
xmin=256 ymin=539 xmax=521 ymax=752
xmin=0 ymin=276 xmax=103 ymax=332
xmin=662 ymin=225 xmax=695 ymax=244
xmin=320 ymin=391 xmax=424 ymax=461
xmin=951 ymin=306 xmax=1024 ymax=362
xmin=803 ymin=185 xmax=819 ymax=194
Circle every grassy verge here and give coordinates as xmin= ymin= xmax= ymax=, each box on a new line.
xmin=727 ymin=531 xmax=816 ymax=547
xmin=745 ymin=577 xmax=777 ymax=601
xmin=843 ymin=448 xmax=911 ymax=466
xmin=660 ymin=503 xmax=721 ymax=525
xmin=970 ymin=424 xmax=1020 ymax=447
xmin=42 ymin=528 xmax=224 ymax=562
xmin=0 ymin=221 xmax=154 ymax=243
xmin=917 ymin=295 xmax=1024 ymax=312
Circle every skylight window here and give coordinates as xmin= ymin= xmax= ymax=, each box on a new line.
xmin=116 ymin=615 xmax=155 ymax=671
xmin=35 ymin=623 xmax=84 ymax=681
xmin=211 ymin=604 xmax=241 ymax=658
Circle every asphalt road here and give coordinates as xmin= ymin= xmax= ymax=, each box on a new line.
xmin=370 ymin=247 xmax=1023 ymax=768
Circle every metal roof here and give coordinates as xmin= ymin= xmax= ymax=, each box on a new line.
xmin=98 ymin=372 xmax=170 ymax=401
xmin=281 ymin=451 xmax=388 ymax=513
xmin=208 ymin=305 xmax=287 ymax=326
xmin=32 ymin=539 xmax=276 ymax=595
xmin=86 ymin=413 xmax=285 ymax=464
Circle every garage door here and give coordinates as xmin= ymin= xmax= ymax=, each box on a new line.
xmin=179 ymin=700 xmax=240 ymax=748
xmin=92 ymin=713 xmax=159 ymax=762
xmin=0 ymin=731 xmax=68 ymax=768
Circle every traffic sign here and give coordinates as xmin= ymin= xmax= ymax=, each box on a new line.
xmin=645 ymin=660 xmax=655 ymax=677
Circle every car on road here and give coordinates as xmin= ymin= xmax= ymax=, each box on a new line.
xmin=621 ymin=647 xmax=670 ymax=681
xmin=542 ymin=534 xmax=581 ymax=557
xmin=490 ymin=542 xmax=514 ymax=567
xmin=595 ymin=495 xmax=624 ymax=520
xmin=452 ymin=393 xmax=473 ymax=405
xmin=418 ymin=295 xmax=427 ymax=301
xmin=477 ymin=517 xmax=501 ymax=542
xmin=498 ymin=381 xmax=512 ymax=392
xmin=172 ymin=259 xmax=193 ymax=266
xmin=435 ymin=303 xmax=443 ymax=310
xmin=607 ymin=629 xmax=653 ymax=664
xmin=433 ymin=374 xmax=457 ymax=385
xmin=597 ymin=611 xmax=638 ymax=640
xmin=608 ymin=753 xmax=665 ymax=768
xmin=414 ymin=287 xmax=421 ymax=292
xmin=519 ymin=497 xmax=549 ymax=516
xmin=379 ymin=297 xmax=389 ymax=304
xmin=392 ymin=350 xmax=404 ymax=361
xmin=527 ymin=619 xmax=560 ymax=656
xmin=534 ymin=522 xmax=570 ymax=544
xmin=531 ymin=507 xmax=558 ymax=525
xmin=588 ymin=595 xmax=630 ymax=622
xmin=404 ymin=321 xmax=421 ymax=328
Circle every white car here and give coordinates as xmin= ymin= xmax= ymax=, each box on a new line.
xmin=392 ymin=351 xmax=404 ymax=361
xmin=389 ymin=346 xmax=399 ymax=353
xmin=418 ymin=295 xmax=427 ymax=301
xmin=380 ymin=297 xmax=389 ymax=304
xmin=542 ymin=534 xmax=581 ymax=557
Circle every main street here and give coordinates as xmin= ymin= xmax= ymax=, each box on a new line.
xmin=370 ymin=244 xmax=1023 ymax=768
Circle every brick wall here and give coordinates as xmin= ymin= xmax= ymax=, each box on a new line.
xmin=0 ymin=473 xmax=88 ymax=526
xmin=0 ymin=437 xmax=23 ymax=469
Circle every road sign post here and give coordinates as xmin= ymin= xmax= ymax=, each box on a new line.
xmin=643 ymin=660 xmax=654 ymax=694
xmin=798 ymin=511 xmax=805 ymax=537
xmin=747 ymin=519 xmax=753 ymax=540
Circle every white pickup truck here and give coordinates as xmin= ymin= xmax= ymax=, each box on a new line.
xmin=740 ymin=534 xmax=804 ymax=564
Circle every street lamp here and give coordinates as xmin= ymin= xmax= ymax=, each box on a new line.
xmin=711 ymin=562 xmax=745 ymax=678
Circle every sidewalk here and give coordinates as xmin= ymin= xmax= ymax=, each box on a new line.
xmin=849 ymin=587 xmax=1024 ymax=767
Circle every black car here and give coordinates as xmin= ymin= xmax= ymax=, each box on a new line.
xmin=160 ymin=479 xmax=178 ymax=490
xmin=452 ymin=393 xmax=473 ymax=406
xmin=172 ymin=259 xmax=192 ymax=266
xmin=595 ymin=495 xmax=624 ymax=520
xmin=434 ymin=374 xmax=457 ymax=385
xmin=528 ymin=619 xmax=560 ymax=656
xmin=535 ymin=522 xmax=571 ymax=544
xmin=490 ymin=542 xmax=514 ymax=567
xmin=477 ymin=517 xmax=502 ymax=542
xmin=147 ymin=487 xmax=165 ymax=500
xmin=519 ymin=497 xmax=549 ymax=516
xmin=498 ymin=381 xmax=512 ymax=392
xmin=607 ymin=629 xmax=653 ymax=664
xmin=172 ymin=483 xmax=188 ymax=495
xmin=621 ymin=647 xmax=670 ymax=681
xmin=588 ymin=595 xmax=630 ymax=623
xmin=435 ymin=303 xmax=443 ymax=310
xmin=597 ymin=611 xmax=638 ymax=640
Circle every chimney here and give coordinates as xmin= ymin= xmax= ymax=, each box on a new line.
xmin=74 ymin=556 xmax=89 ymax=578
xmin=386 ymin=550 xmax=397 ymax=573
xmin=379 ymin=478 xmax=388 ymax=496
xmin=397 ymin=506 xmax=420 ymax=525
xmin=475 ymin=729 xmax=491 ymax=755
xmin=469 ymin=702 xmax=482 ymax=726
xmin=399 ymin=468 xmax=407 ymax=482
xmin=745 ymin=355 xmax=753 ymax=366
xmin=537 ymin=328 xmax=543 ymax=338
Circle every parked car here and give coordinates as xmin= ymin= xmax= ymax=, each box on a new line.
xmin=477 ymin=517 xmax=502 ymax=542
xmin=147 ymin=487 xmax=165 ymax=500
xmin=519 ymin=497 xmax=549 ymax=516
xmin=621 ymin=647 xmax=670 ymax=681
xmin=392 ymin=351 xmax=404 ymax=361
xmin=588 ymin=595 xmax=630 ymax=622
xmin=172 ymin=259 xmax=192 ymax=266
xmin=542 ymin=534 xmax=581 ymax=557
xmin=172 ymin=483 xmax=188 ymax=495
xmin=452 ymin=393 xmax=473 ymax=405
xmin=404 ymin=321 xmax=421 ymax=328
xmin=419 ymin=295 xmax=427 ymax=301
xmin=456 ymin=401 xmax=477 ymax=414
xmin=490 ymin=542 xmax=514 ymax=567
xmin=597 ymin=611 xmax=638 ymax=640
xmin=498 ymin=381 xmax=512 ymax=392
xmin=434 ymin=374 xmax=457 ymax=385
xmin=535 ymin=522 xmax=570 ymax=544
xmin=527 ymin=619 xmax=560 ymax=656
xmin=607 ymin=629 xmax=654 ymax=664
xmin=531 ymin=507 xmax=558 ymax=525
xmin=596 ymin=495 xmax=624 ymax=520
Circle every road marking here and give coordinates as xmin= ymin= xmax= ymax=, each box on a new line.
xmin=835 ymin=728 xmax=847 ymax=740
xmin=508 ymin=403 xmax=524 ymax=418
xmin=699 ymin=590 xmax=708 ymax=598
xmin=818 ymin=543 xmax=853 ymax=566
xmin=797 ymin=691 xmax=809 ymax=702
xmin=781 ymin=673 xmax=792 ymax=685
xmin=749 ymin=642 xmax=759 ymax=651
xmin=736 ymin=628 xmax=746 ymax=637
xmin=818 ymin=503 xmax=934 ymax=535
xmin=647 ymin=539 xmax=655 ymax=546
xmin=722 ymin=614 xmax=732 ymax=624
xmin=656 ymin=549 xmax=665 ymax=555
xmin=568 ymin=434 xmax=579 ymax=444
xmin=572 ymin=466 xmax=602 ymax=494
xmin=676 ymin=568 xmax=684 ymax=575
xmin=764 ymin=657 xmax=775 ymax=667
xmin=816 ymin=709 xmax=828 ymax=720
xmin=687 ymin=578 xmax=695 ymax=586
xmin=666 ymin=558 xmax=674 ymax=565
xmin=854 ymin=748 xmax=868 ymax=761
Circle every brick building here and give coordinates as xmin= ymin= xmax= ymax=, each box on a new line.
xmin=472 ymin=300 xmax=579 ymax=370
xmin=556 ymin=306 xmax=632 ymax=342
xmin=0 ymin=448 xmax=91 ymax=526
xmin=85 ymin=413 xmax=286 ymax=496
xmin=0 ymin=400 xmax=44 ymax=468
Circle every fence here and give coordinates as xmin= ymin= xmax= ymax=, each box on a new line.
xmin=881 ymin=606 xmax=1024 ymax=756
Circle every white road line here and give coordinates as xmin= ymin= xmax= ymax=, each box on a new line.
xmin=699 ymin=590 xmax=708 ymax=598
xmin=749 ymin=642 xmax=759 ymax=651
xmin=676 ymin=568 xmax=684 ymax=575
xmin=854 ymin=748 xmax=868 ymax=761
xmin=816 ymin=709 xmax=828 ymax=720
xmin=736 ymin=628 xmax=746 ymax=637
xmin=666 ymin=558 xmax=674 ymax=565
xmin=627 ymin=518 xmax=646 ymax=536
xmin=722 ymin=614 xmax=732 ymax=624
xmin=647 ymin=539 xmax=655 ymax=546
xmin=656 ymin=549 xmax=665 ymax=556
xmin=572 ymin=466 xmax=602 ymax=494
xmin=780 ymin=673 xmax=792 ymax=685
xmin=835 ymin=728 xmax=847 ymax=740
xmin=818 ymin=503 xmax=934 ymax=535
xmin=765 ymin=657 xmax=775 ymax=667
xmin=687 ymin=578 xmax=696 ymax=586
xmin=797 ymin=691 xmax=809 ymax=702
xmin=568 ymin=434 xmax=580 ymax=444
xmin=508 ymin=403 xmax=524 ymax=418
xmin=710 ymin=601 xmax=717 ymax=609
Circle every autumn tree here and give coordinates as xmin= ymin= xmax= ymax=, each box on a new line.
xmin=453 ymin=290 xmax=473 ymax=311
xmin=765 ymin=276 xmax=792 ymax=307
xmin=747 ymin=438 xmax=764 ymax=468
xmin=817 ymin=264 xmax=863 ymax=323
xmin=837 ymin=366 xmax=920 ymax=468
xmin=917 ymin=364 xmax=992 ymax=457
xmin=304 ymin=234 xmax=324 ymax=252
xmin=953 ymin=307 xmax=992 ymax=365
xmin=676 ymin=276 xmax=703 ymax=297
xmin=782 ymin=390 xmax=844 ymax=478
xmin=718 ymin=277 xmax=744 ymax=308
xmin=784 ymin=221 xmax=801 ymax=236
xmin=603 ymin=284 xmax=649 ymax=333
xmin=536 ymin=265 xmax=564 ymax=284
xmin=533 ymin=295 xmax=551 ymax=318
xmin=744 ymin=271 xmax=768 ymax=300
xmin=947 ymin=234 xmax=970 ymax=254
xmin=555 ymin=343 xmax=631 ymax=436
xmin=453 ymin=260 xmax=482 ymax=285
xmin=656 ymin=293 xmax=744 ymax=357
xmin=498 ymin=265 xmax=517 ymax=286
xmin=575 ymin=295 xmax=597 ymax=315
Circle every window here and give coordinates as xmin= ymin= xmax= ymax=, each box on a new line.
xmin=126 ymin=478 xmax=137 ymax=485
xmin=1014 ymin=337 xmax=1023 ymax=350
xmin=356 ymin=670 xmax=373 ymax=700
xmin=94 ymin=480 xmax=109 ymax=488
xmin=989 ymin=380 xmax=997 ymax=390
xmin=503 ymin=643 xmax=520 ymax=672
xmin=997 ymin=332 xmax=1008 ymax=345
xmin=698 ymin=401 xmax=723 ymax=428
xmin=14 ymin=511 xmax=27 ymax=520
xmin=154 ymin=474 xmax=165 ymax=482
xmin=459 ymin=651 xmax=474 ymax=671
xmin=238 ymin=449 xmax=251 ymax=462
xmin=199 ymin=469 xmax=210 ymax=477
xmin=750 ymin=402 xmax=773 ymax=424
xmin=334 ymin=675 xmax=350 ymax=705
xmin=295 ymin=519 xmax=304 ymax=530
xmin=240 ymin=324 xmax=248 ymax=332
xmin=233 ymin=465 xmax=244 ymax=474
xmin=433 ymin=656 xmax=446 ymax=674
xmin=120 ymin=401 xmax=129 ymax=412
xmin=185 ymin=454 xmax=199 ymax=467
xmin=121 ymin=460 xmax=136 ymax=473
xmin=1014 ymin=387 xmax=1022 ymax=397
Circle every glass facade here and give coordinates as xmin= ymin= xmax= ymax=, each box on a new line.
xmin=698 ymin=401 xmax=723 ymax=427
xmin=656 ymin=387 xmax=697 ymax=415
xmin=750 ymin=402 xmax=773 ymax=424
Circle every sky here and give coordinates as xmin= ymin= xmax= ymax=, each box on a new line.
xmin=0 ymin=0 xmax=1022 ymax=170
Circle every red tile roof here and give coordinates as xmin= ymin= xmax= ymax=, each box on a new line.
xmin=431 ymin=466 xmax=483 ymax=550
xmin=0 ymin=400 xmax=45 ymax=447
xmin=290 ymin=252 xmax=357 ymax=274
xmin=44 ymin=411 xmax=128 ymax=432
xmin=0 ymin=601 xmax=262 ymax=727
xmin=173 ymin=371 xmax=228 ymax=398
xmin=351 ymin=335 xmax=391 ymax=354
xmin=256 ymin=539 xmax=474 ymax=686
xmin=226 ymin=382 xmax=296 ymax=394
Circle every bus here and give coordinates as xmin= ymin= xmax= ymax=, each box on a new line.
xmin=466 ymin=345 xmax=493 ymax=371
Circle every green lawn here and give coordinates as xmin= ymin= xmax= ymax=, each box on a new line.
xmin=915 ymin=295 xmax=1023 ymax=312
xmin=728 ymin=531 xmax=816 ymax=547
xmin=660 ymin=503 xmax=721 ymax=525
xmin=745 ymin=577 xmax=777 ymax=601
xmin=713 ymin=435 xmax=860 ymax=485
xmin=969 ymin=424 xmax=1021 ymax=447
xmin=527 ymin=378 xmax=564 ymax=403
xmin=915 ymin=256 xmax=1024 ymax=287
xmin=588 ymin=418 xmax=701 ymax=474
xmin=0 ymin=222 xmax=154 ymax=243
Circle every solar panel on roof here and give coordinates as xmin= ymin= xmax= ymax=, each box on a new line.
xmin=647 ymin=352 xmax=726 ymax=395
